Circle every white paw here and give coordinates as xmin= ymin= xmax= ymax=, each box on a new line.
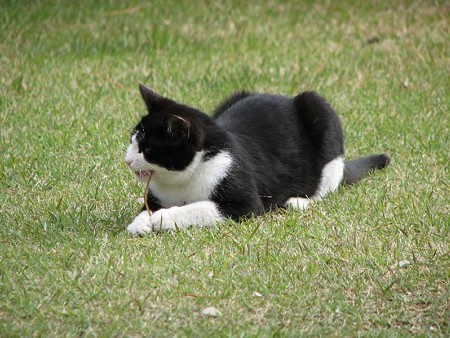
xmin=285 ymin=197 xmax=312 ymax=210
xmin=127 ymin=211 xmax=152 ymax=235
xmin=150 ymin=208 xmax=186 ymax=232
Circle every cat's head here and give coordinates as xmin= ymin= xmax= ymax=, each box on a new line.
xmin=125 ymin=84 xmax=206 ymax=182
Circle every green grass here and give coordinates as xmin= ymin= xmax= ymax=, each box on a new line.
xmin=1 ymin=0 xmax=448 ymax=336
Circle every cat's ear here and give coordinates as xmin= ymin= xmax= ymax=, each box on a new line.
xmin=164 ymin=114 xmax=191 ymax=139
xmin=164 ymin=114 xmax=205 ymax=148
xmin=139 ymin=83 xmax=170 ymax=113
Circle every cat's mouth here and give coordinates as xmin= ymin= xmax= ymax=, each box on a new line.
xmin=134 ymin=170 xmax=154 ymax=179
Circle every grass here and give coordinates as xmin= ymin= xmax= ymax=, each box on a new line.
xmin=1 ymin=0 xmax=448 ymax=336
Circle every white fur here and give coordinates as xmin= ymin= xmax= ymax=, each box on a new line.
xmin=314 ymin=156 xmax=344 ymax=199
xmin=286 ymin=156 xmax=344 ymax=209
xmin=151 ymin=201 xmax=224 ymax=231
xmin=151 ymin=151 xmax=232 ymax=207
xmin=127 ymin=202 xmax=224 ymax=234
xmin=285 ymin=197 xmax=311 ymax=210
xmin=124 ymin=134 xmax=149 ymax=182
xmin=127 ymin=210 xmax=152 ymax=235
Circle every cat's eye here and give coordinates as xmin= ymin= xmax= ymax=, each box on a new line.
xmin=135 ymin=133 xmax=144 ymax=143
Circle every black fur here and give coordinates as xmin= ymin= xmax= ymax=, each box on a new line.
xmin=131 ymin=85 xmax=390 ymax=221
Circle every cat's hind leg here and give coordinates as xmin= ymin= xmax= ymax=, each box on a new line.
xmin=285 ymin=156 xmax=344 ymax=210
xmin=314 ymin=156 xmax=344 ymax=198
xmin=285 ymin=197 xmax=312 ymax=210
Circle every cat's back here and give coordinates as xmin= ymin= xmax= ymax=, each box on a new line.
xmin=213 ymin=92 xmax=298 ymax=137
xmin=213 ymin=91 xmax=344 ymax=158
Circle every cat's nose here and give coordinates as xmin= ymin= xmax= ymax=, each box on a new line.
xmin=125 ymin=159 xmax=132 ymax=166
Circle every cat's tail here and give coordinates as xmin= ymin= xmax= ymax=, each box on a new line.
xmin=343 ymin=154 xmax=390 ymax=185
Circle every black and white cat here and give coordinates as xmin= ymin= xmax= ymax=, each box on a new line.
xmin=125 ymin=84 xmax=390 ymax=235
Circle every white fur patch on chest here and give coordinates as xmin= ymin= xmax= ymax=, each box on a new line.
xmin=151 ymin=150 xmax=233 ymax=207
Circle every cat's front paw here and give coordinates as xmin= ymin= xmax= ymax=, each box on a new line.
xmin=150 ymin=207 xmax=186 ymax=232
xmin=127 ymin=211 xmax=152 ymax=235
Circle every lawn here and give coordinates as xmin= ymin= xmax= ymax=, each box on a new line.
xmin=1 ymin=0 xmax=448 ymax=336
